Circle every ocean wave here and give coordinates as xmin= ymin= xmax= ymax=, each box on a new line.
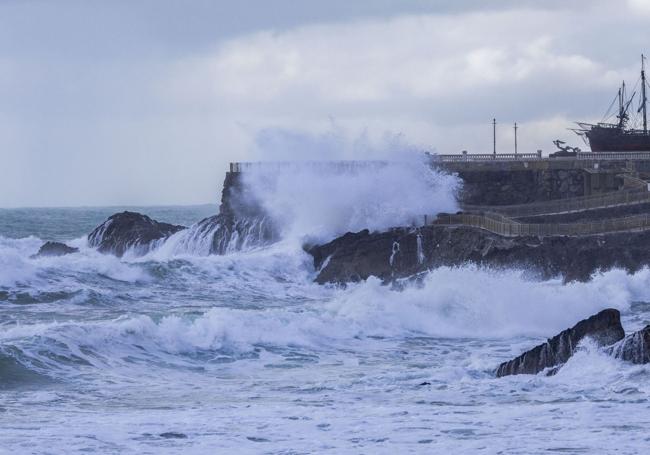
xmin=3 ymin=264 xmax=650 ymax=380
xmin=0 ymin=234 xmax=150 ymax=289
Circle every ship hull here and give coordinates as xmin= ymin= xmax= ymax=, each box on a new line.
xmin=586 ymin=127 xmax=650 ymax=152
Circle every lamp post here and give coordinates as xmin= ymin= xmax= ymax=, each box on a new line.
xmin=493 ymin=118 xmax=496 ymax=157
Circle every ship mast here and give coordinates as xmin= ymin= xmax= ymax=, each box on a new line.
xmin=642 ymin=54 xmax=648 ymax=134
xmin=618 ymin=85 xmax=623 ymax=128
xmin=618 ymin=81 xmax=628 ymax=129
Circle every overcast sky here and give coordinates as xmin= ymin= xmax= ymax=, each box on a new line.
xmin=2 ymin=0 xmax=650 ymax=207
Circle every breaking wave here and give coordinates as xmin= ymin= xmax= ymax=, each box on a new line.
xmin=5 ymin=254 xmax=650 ymax=382
xmin=240 ymin=161 xmax=460 ymax=245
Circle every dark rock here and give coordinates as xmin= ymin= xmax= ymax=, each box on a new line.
xmin=308 ymin=224 xmax=650 ymax=285
xmin=87 ymin=211 xmax=185 ymax=257
xmin=184 ymin=212 xmax=278 ymax=255
xmin=195 ymin=171 xmax=278 ymax=254
xmin=31 ymin=241 xmax=79 ymax=258
xmin=495 ymin=309 xmax=625 ymax=377
xmin=159 ymin=432 xmax=187 ymax=439
xmin=85 ymin=171 xmax=279 ymax=258
xmin=606 ymin=325 xmax=650 ymax=364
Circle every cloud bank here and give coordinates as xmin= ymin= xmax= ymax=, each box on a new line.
xmin=1 ymin=0 xmax=649 ymax=206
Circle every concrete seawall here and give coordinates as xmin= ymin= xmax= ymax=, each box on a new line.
xmin=430 ymin=151 xmax=650 ymax=205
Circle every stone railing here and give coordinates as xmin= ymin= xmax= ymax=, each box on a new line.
xmin=429 ymin=212 xmax=650 ymax=237
xmin=576 ymin=151 xmax=650 ymax=161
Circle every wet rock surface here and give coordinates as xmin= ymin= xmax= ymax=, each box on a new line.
xmin=495 ymin=309 xmax=625 ymax=377
xmin=88 ymin=211 xmax=185 ymax=257
xmin=31 ymin=241 xmax=79 ymax=258
xmin=606 ymin=325 xmax=650 ymax=364
xmin=179 ymin=171 xmax=279 ymax=254
xmin=183 ymin=212 xmax=278 ymax=255
xmin=308 ymin=225 xmax=650 ymax=285
xmin=85 ymin=172 xmax=278 ymax=257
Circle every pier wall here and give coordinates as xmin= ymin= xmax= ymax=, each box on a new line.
xmin=224 ymin=157 xmax=633 ymax=209
xmin=455 ymin=169 xmax=591 ymax=205
xmin=432 ymin=156 xmax=634 ymax=206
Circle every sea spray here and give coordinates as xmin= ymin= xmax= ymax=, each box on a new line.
xmin=240 ymin=161 xmax=460 ymax=246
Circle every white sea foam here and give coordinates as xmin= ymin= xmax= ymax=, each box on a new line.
xmin=0 ymin=235 xmax=149 ymax=288
xmin=240 ymin=160 xmax=460 ymax=245
xmin=0 ymin=235 xmax=42 ymax=287
xmin=9 ymin=265 xmax=650 ymax=370
xmin=4 ymin=221 xmax=650 ymax=453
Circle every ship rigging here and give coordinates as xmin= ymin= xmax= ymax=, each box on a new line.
xmin=575 ymin=55 xmax=650 ymax=152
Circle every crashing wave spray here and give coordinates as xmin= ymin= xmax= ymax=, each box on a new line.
xmin=156 ymin=168 xmax=281 ymax=256
xmin=144 ymin=159 xmax=459 ymax=257
xmin=239 ymin=159 xmax=460 ymax=246
xmin=85 ymin=159 xmax=459 ymax=258
xmin=156 ymin=214 xmax=277 ymax=257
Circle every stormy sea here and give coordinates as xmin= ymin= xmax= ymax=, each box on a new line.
xmin=2 ymin=166 xmax=650 ymax=454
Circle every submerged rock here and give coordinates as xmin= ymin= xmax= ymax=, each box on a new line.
xmin=606 ymin=325 xmax=650 ymax=364
xmin=87 ymin=211 xmax=185 ymax=257
xmin=495 ymin=309 xmax=625 ymax=377
xmin=159 ymin=432 xmax=187 ymax=439
xmin=31 ymin=241 xmax=79 ymax=258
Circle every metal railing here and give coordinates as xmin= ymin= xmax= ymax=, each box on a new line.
xmin=430 ymin=152 xmax=542 ymax=162
xmin=462 ymin=188 xmax=650 ymax=218
xmin=430 ymin=212 xmax=650 ymax=237
xmin=428 ymin=151 xmax=650 ymax=163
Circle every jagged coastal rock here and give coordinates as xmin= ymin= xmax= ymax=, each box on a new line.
xmin=606 ymin=325 xmax=650 ymax=364
xmin=31 ymin=241 xmax=79 ymax=258
xmin=85 ymin=172 xmax=278 ymax=257
xmin=308 ymin=225 xmax=650 ymax=284
xmin=88 ymin=211 xmax=186 ymax=257
xmin=495 ymin=309 xmax=625 ymax=377
xmin=173 ymin=213 xmax=277 ymax=255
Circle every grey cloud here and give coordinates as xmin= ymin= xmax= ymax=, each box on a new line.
xmin=0 ymin=0 xmax=648 ymax=207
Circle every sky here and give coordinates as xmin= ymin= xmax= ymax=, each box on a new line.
xmin=2 ymin=0 xmax=650 ymax=207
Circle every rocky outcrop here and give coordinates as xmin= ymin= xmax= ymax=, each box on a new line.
xmin=308 ymin=225 xmax=650 ymax=285
xmin=178 ymin=213 xmax=278 ymax=255
xmin=183 ymin=171 xmax=278 ymax=254
xmin=85 ymin=171 xmax=278 ymax=257
xmin=88 ymin=211 xmax=185 ymax=257
xmin=495 ymin=309 xmax=625 ymax=377
xmin=606 ymin=326 xmax=650 ymax=364
xmin=31 ymin=241 xmax=79 ymax=258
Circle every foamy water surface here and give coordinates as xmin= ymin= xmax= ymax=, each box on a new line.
xmin=2 ymin=204 xmax=650 ymax=454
